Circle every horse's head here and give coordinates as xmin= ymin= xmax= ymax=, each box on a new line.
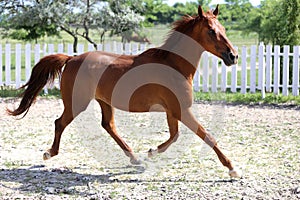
xmin=194 ymin=5 xmax=238 ymax=66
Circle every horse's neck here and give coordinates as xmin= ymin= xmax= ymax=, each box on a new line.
xmin=161 ymin=31 xmax=205 ymax=78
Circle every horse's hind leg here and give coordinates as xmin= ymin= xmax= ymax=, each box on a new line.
xmin=97 ymin=99 xmax=140 ymax=165
xmin=148 ymin=112 xmax=179 ymax=157
xmin=43 ymin=95 xmax=91 ymax=160
xmin=43 ymin=108 xmax=74 ymax=160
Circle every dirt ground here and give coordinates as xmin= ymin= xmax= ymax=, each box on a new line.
xmin=0 ymin=98 xmax=299 ymax=199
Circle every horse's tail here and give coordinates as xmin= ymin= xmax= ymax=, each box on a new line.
xmin=7 ymin=54 xmax=73 ymax=118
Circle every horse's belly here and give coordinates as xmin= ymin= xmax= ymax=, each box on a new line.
xmin=111 ymin=84 xmax=192 ymax=113
xmin=112 ymin=96 xmax=166 ymax=112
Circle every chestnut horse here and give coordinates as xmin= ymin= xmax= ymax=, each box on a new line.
xmin=8 ymin=5 xmax=241 ymax=178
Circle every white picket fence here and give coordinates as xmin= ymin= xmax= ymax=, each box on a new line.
xmin=0 ymin=42 xmax=299 ymax=97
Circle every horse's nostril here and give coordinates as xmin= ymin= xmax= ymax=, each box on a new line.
xmin=229 ymin=52 xmax=236 ymax=61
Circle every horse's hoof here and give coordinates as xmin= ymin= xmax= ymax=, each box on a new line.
xmin=43 ymin=151 xmax=51 ymax=160
xmin=148 ymin=148 xmax=158 ymax=158
xmin=229 ymin=168 xmax=242 ymax=178
xmin=130 ymin=157 xmax=141 ymax=165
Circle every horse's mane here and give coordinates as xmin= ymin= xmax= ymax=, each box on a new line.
xmin=143 ymin=15 xmax=198 ymax=58
xmin=142 ymin=10 xmax=219 ymax=58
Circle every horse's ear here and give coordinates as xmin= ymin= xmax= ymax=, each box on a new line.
xmin=198 ymin=5 xmax=204 ymax=18
xmin=213 ymin=4 xmax=219 ymax=16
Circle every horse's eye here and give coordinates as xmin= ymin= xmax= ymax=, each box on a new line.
xmin=208 ymin=29 xmax=216 ymax=35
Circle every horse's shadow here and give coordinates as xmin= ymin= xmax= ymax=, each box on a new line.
xmin=0 ymin=165 xmax=237 ymax=197
xmin=0 ymin=165 xmax=145 ymax=196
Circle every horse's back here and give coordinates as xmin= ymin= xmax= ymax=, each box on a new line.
xmin=60 ymin=51 xmax=135 ymax=105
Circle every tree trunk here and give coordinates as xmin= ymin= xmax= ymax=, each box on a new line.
xmin=100 ymin=31 xmax=106 ymax=43
xmin=73 ymin=36 xmax=78 ymax=53
xmin=79 ymin=33 xmax=97 ymax=50
xmin=60 ymin=26 xmax=78 ymax=53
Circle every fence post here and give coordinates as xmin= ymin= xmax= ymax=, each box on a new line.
xmin=57 ymin=44 xmax=64 ymax=53
xmin=97 ymin=44 xmax=103 ymax=51
xmin=78 ymin=44 xmax=85 ymax=54
xmin=258 ymin=44 xmax=265 ymax=98
xmin=43 ymin=44 xmax=47 ymax=56
xmin=282 ymin=45 xmax=289 ymax=96
xmin=124 ymin=43 xmax=131 ymax=55
xmin=292 ymin=46 xmax=299 ymax=96
xmin=112 ymin=41 xmax=117 ymax=53
xmin=265 ymin=45 xmax=272 ymax=92
xmin=231 ymin=64 xmax=237 ymax=93
xmin=202 ymin=52 xmax=209 ymax=92
xmin=250 ymin=45 xmax=257 ymax=93
xmin=88 ymin=44 xmax=94 ymax=52
xmin=25 ymin=44 xmax=31 ymax=83
xmin=221 ymin=62 xmax=227 ymax=92
xmin=104 ymin=43 xmax=112 ymax=53
xmin=116 ymin=42 xmax=123 ymax=54
xmin=34 ymin=44 xmax=40 ymax=64
xmin=211 ymin=56 xmax=218 ymax=93
xmin=273 ymin=45 xmax=280 ymax=95
xmin=0 ymin=45 xmax=2 ymax=86
xmin=5 ymin=44 xmax=11 ymax=86
xmin=241 ymin=46 xmax=247 ymax=94
xmin=131 ymin=43 xmax=139 ymax=55
xmin=231 ymin=47 xmax=238 ymax=93
xmin=67 ymin=44 xmax=73 ymax=56
xmin=48 ymin=44 xmax=55 ymax=54
xmin=258 ymin=44 xmax=263 ymax=90
xmin=42 ymin=44 xmax=49 ymax=94
xmin=140 ymin=43 xmax=147 ymax=53
xmin=193 ymin=69 xmax=200 ymax=92
xmin=15 ymin=44 xmax=22 ymax=88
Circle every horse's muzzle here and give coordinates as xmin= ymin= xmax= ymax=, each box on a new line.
xmin=222 ymin=52 xmax=238 ymax=66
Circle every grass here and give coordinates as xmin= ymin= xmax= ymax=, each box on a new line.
xmin=193 ymin=91 xmax=300 ymax=105
xmin=0 ymin=25 xmax=258 ymax=47
xmin=1 ymin=86 xmax=299 ymax=105
xmin=3 ymin=160 xmax=24 ymax=168
xmin=0 ymin=86 xmax=61 ymax=98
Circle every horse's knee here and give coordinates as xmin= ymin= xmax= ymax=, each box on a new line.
xmin=55 ymin=112 xmax=73 ymax=131
xmin=101 ymin=121 xmax=113 ymax=131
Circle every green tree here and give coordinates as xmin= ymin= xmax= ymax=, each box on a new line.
xmin=244 ymin=0 xmax=300 ymax=46
xmin=197 ymin=0 xmax=212 ymax=10
xmin=217 ymin=0 xmax=254 ymax=31
xmin=262 ymin=0 xmax=300 ymax=84
xmin=0 ymin=0 xmax=59 ymax=43
xmin=244 ymin=0 xmax=300 ymax=84
xmin=0 ymin=0 xmax=144 ymax=52
xmin=264 ymin=0 xmax=299 ymax=45
xmin=104 ymin=0 xmax=145 ymax=36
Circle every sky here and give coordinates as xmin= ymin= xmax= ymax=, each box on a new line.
xmin=167 ymin=0 xmax=261 ymax=7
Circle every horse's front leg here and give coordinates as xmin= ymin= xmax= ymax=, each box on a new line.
xmin=148 ymin=112 xmax=179 ymax=157
xmin=180 ymin=109 xmax=242 ymax=178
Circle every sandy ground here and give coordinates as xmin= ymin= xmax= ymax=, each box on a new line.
xmin=0 ymin=98 xmax=299 ymax=199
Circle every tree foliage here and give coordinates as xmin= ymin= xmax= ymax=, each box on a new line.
xmin=0 ymin=0 xmax=299 ymax=49
xmin=243 ymin=0 xmax=300 ymax=46
xmin=0 ymin=0 xmax=144 ymax=52
xmin=0 ymin=0 xmax=60 ymax=42
xmin=216 ymin=0 xmax=253 ymax=31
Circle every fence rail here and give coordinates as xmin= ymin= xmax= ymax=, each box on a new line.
xmin=0 ymin=42 xmax=299 ymax=97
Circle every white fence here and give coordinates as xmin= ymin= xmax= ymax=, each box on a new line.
xmin=0 ymin=42 xmax=299 ymax=97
